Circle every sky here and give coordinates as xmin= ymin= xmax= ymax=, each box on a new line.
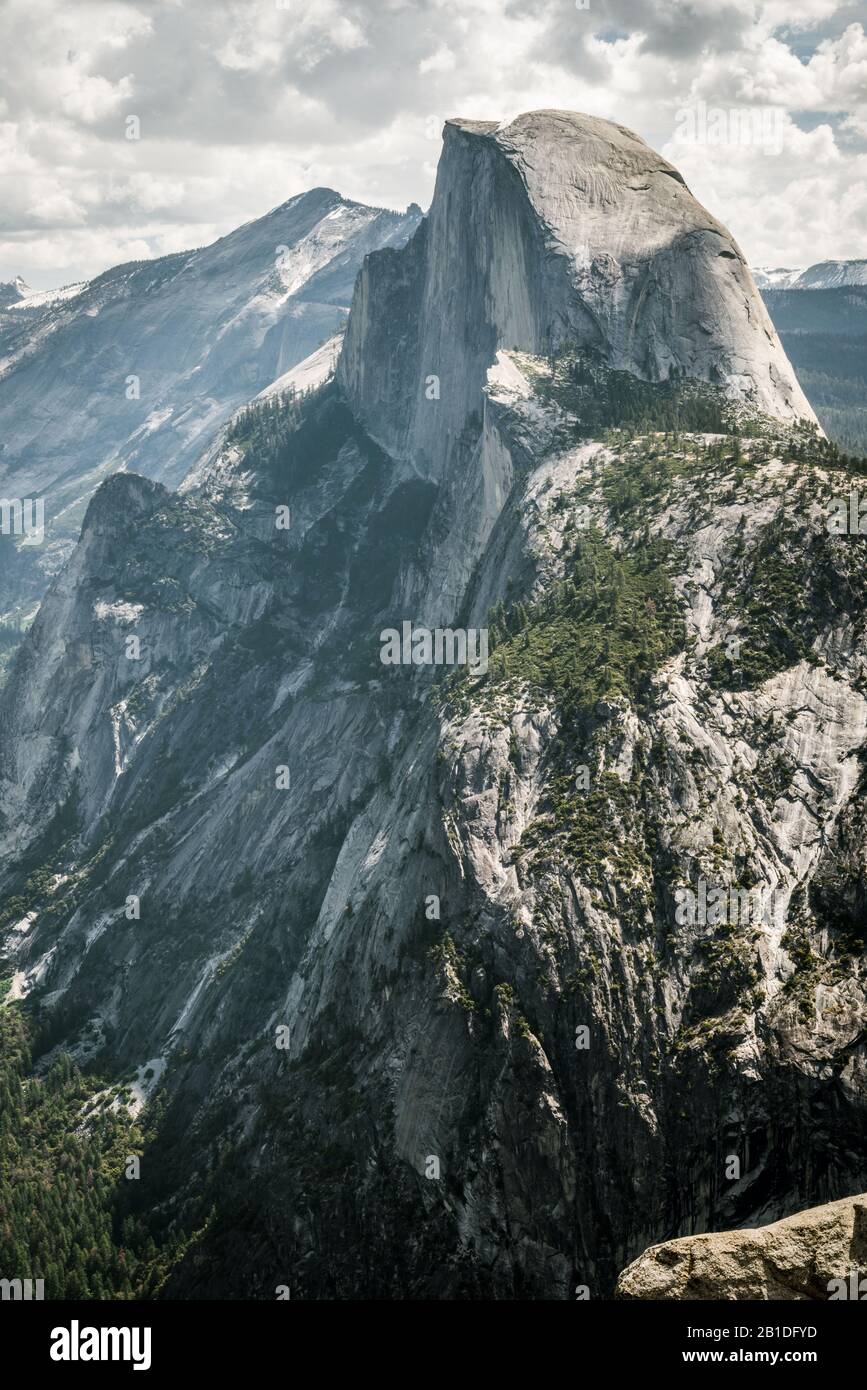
xmin=0 ymin=0 xmax=865 ymax=289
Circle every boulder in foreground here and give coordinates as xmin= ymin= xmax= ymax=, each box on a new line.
xmin=615 ymin=1195 xmax=867 ymax=1300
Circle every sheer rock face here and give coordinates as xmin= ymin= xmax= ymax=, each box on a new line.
xmin=1 ymin=115 xmax=864 ymax=1302
xmin=616 ymin=1194 xmax=867 ymax=1299
xmin=4 ymin=359 xmax=865 ymax=1299
xmin=338 ymin=109 xmax=816 ymax=476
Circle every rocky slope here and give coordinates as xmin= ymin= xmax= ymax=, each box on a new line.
xmin=1 ymin=111 xmax=865 ymax=1301
xmin=616 ymin=1192 xmax=867 ymax=1299
xmin=0 ymin=191 xmax=421 ymax=621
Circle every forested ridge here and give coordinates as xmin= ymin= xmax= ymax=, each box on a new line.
xmin=0 ymin=1008 xmax=180 ymax=1298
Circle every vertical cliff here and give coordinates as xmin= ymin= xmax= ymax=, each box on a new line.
xmin=1 ymin=113 xmax=863 ymax=1302
xmin=338 ymin=110 xmax=816 ymax=477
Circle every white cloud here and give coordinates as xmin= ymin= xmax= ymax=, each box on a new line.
xmin=0 ymin=0 xmax=864 ymax=287
xmin=666 ymin=116 xmax=867 ymax=266
xmin=419 ymin=46 xmax=457 ymax=75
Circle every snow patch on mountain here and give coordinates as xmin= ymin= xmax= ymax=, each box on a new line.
xmin=256 ymin=332 xmax=343 ymax=401
xmin=6 ymin=281 xmax=87 ymax=310
xmin=752 ymin=267 xmax=805 ymax=290
xmin=754 ymin=258 xmax=867 ymax=291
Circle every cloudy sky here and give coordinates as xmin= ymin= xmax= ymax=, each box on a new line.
xmin=1 ymin=0 xmax=865 ymax=289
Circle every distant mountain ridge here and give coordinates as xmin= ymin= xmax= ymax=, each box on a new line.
xmin=761 ymin=283 xmax=867 ymax=455
xmin=753 ymin=258 xmax=867 ymax=291
xmin=0 ymin=190 xmax=422 ymax=621
xmin=0 ymin=276 xmax=29 ymax=306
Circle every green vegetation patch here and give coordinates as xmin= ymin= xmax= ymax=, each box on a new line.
xmin=517 ymin=767 xmax=651 ymax=891
xmin=526 ymin=348 xmax=736 ymax=436
xmin=0 ymin=1010 xmax=139 ymax=1298
xmin=0 ymin=1008 xmax=199 ymax=1299
xmin=705 ymin=514 xmax=867 ymax=691
xmin=482 ymin=526 xmax=684 ymax=716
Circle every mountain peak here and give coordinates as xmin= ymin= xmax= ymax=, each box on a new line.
xmin=754 ymin=259 xmax=867 ymax=291
xmin=448 ymin=107 xmax=651 ymax=144
xmin=275 ymin=186 xmax=344 ymax=211
xmin=82 ymin=472 xmax=167 ymax=538
xmin=794 ymin=258 xmax=867 ymax=290
xmin=339 ymin=107 xmax=815 ymax=473
xmin=0 ymin=275 xmax=29 ymax=306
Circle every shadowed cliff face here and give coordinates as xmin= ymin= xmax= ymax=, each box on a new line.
xmin=1 ymin=113 xmax=865 ymax=1301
